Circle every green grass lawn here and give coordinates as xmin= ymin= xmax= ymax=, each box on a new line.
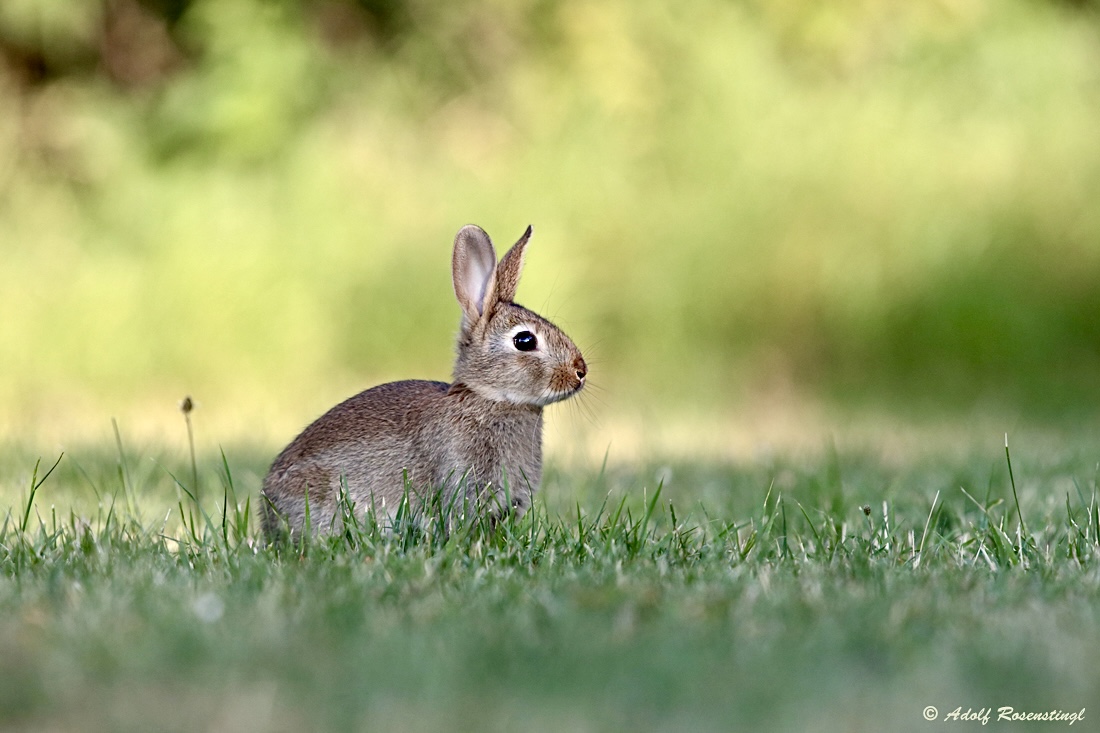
xmin=2 ymin=436 xmax=1098 ymax=732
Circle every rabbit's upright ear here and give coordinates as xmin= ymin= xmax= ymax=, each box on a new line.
xmin=495 ymin=225 xmax=532 ymax=303
xmin=453 ymin=225 xmax=499 ymax=326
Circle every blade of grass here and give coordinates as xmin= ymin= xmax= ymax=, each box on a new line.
xmin=1004 ymin=434 xmax=1029 ymax=539
xmin=915 ymin=490 xmax=940 ymax=568
xmin=21 ymin=454 xmax=64 ymax=534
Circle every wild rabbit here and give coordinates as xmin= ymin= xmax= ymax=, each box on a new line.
xmin=261 ymin=224 xmax=587 ymax=538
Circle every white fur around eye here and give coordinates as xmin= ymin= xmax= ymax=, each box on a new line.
xmin=506 ymin=324 xmax=541 ymax=352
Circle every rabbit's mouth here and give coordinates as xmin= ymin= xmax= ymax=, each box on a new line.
xmin=533 ymin=384 xmax=584 ymax=406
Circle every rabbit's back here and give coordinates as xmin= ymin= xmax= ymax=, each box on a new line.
xmin=261 ymin=380 xmax=450 ymax=534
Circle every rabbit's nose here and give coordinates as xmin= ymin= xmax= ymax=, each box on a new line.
xmin=574 ymin=357 xmax=587 ymax=381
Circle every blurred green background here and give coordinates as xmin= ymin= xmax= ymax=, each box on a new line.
xmin=2 ymin=0 xmax=1099 ymax=445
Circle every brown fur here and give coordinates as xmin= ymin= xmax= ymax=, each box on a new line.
xmin=261 ymin=225 xmax=586 ymax=539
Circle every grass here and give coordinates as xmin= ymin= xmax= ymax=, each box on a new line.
xmin=3 ymin=432 xmax=1100 ymax=732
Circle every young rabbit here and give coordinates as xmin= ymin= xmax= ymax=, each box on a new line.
xmin=261 ymin=224 xmax=587 ymax=538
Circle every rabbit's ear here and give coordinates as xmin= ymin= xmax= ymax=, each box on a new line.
xmin=495 ymin=225 xmax=531 ymax=303
xmin=453 ymin=225 xmax=499 ymax=324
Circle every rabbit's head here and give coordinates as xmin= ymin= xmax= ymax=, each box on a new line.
xmin=451 ymin=225 xmax=587 ymax=406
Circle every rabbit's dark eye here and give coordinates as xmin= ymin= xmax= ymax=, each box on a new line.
xmin=513 ymin=331 xmax=538 ymax=352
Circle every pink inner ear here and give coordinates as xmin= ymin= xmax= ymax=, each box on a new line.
xmin=473 ymin=280 xmax=488 ymax=315
xmin=469 ymin=259 xmax=495 ymax=316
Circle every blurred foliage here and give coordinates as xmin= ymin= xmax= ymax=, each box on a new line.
xmin=2 ymin=0 xmax=1100 ymax=438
